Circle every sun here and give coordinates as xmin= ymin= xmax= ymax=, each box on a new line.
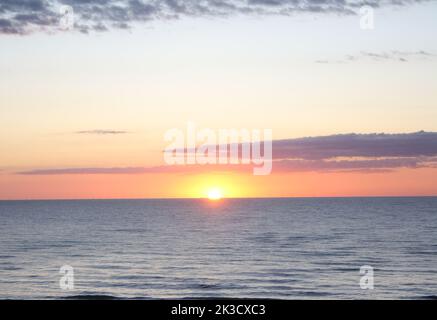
xmin=207 ymin=188 xmax=223 ymax=201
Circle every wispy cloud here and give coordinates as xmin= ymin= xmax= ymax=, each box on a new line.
xmin=0 ymin=0 xmax=433 ymax=35
xmin=274 ymin=157 xmax=431 ymax=173
xmin=316 ymin=51 xmax=437 ymax=64
xmin=19 ymin=167 xmax=158 ymax=175
xmin=272 ymin=131 xmax=437 ymax=160
xmin=17 ymin=131 xmax=437 ymax=175
xmin=75 ymin=129 xmax=129 ymax=135
xmin=17 ymin=164 xmax=249 ymax=175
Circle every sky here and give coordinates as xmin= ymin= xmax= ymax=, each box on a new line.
xmin=1 ymin=0 xmax=437 ymax=199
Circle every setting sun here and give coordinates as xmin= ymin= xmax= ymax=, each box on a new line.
xmin=207 ymin=188 xmax=223 ymax=201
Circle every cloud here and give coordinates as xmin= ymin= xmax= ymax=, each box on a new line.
xmin=0 ymin=0 xmax=433 ymax=35
xmin=272 ymin=131 xmax=437 ymax=160
xmin=316 ymin=50 xmax=437 ymax=64
xmin=75 ymin=129 xmax=129 ymax=135
xmin=19 ymin=167 xmax=158 ymax=175
xmin=17 ymin=164 xmax=250 ymax=175
xmin=274 ymin=157 xmax=428 ymax=173
xmin=17 ymin=131 xmax=437 ymax=175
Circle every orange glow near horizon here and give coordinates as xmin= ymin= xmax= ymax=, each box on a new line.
xmin=172 ymin=173 xmax=252 ymax=199
xmin=1 ymin=168 xmax=437 ymax=200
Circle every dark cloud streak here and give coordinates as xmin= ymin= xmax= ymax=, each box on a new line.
xmin=75 ymin=129 xmax=130 ymax=135
xmin=16 ymin=131 xmax=437 ymax=175
xmin=272 ymin=131 xmax=437 ymax=160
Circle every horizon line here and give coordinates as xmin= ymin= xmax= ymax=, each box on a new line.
xmin=1 ymin=195 xmax=437 ymax=202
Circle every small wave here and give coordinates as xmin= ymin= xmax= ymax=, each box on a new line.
xmin=62 ymin=295 xmax=121 ymax=300
xmin=1 ymin=266 xmax=22 ymax=271
xmin=419 ymin=295 xmax=437 ymax=300
xmin=194 ymin=283 xmax=221 ymax=289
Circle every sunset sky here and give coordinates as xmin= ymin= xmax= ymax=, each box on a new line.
xmin=1 ymin=0 xmax=437 ymax=199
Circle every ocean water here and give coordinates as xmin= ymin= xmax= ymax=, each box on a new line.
xmin=0 ymin=197 xmax=436 ymax=300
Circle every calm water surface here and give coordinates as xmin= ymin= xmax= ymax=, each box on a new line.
xmin=0 ymin=197 xmax=436 ymax=299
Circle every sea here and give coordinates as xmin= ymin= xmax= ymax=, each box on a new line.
xmin=0 ymin=197 xmax=436 ymax=299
